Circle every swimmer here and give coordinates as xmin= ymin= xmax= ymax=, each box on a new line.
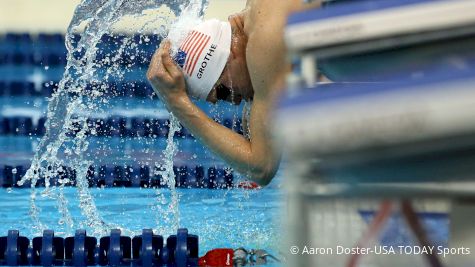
xmin=147 ymin=0 xmax=321 ymax=186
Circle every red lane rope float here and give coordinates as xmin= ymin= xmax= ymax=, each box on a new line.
xmin=198 ymin=248 xmax=234 ymax=267
xmin=237 ymin=181 xmax=261 ymax=190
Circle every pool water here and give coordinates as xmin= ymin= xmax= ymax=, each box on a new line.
xmin=0 ymin=94 xmax=284 ymax=265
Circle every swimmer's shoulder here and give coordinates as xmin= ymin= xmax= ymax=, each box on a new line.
xmin=243 ymin=0 xmax=318 ymax=30
xmin=242 ymin=0 xmax=288 ymax=35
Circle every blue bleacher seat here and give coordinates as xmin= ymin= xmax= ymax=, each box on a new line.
xmin=144 ymin=83 xmax=154 ymax=97
xmin=134 ymin=82 xmax=153 ymax=98
xmin=192 ymin=165 xmax=205 ymax=188
xmin=0 ymin=81 xmax=5 ymax=96
xmin=136 ymin=35 xmax=160 ymax=67
xmin=0 ymin=52 xmax=6 ymax=65
xmin=6 ymin=81 xmax=35 ymax=96
xmin=177 ymin=124 xmax=192 ymax=139
xmin=131 ymin=117 xmax=148 ymax=137
xmin=137 ymin=166 xmax=150 ymax=187
xmin=6 ymin=51 xmax=33 ymax=65
xmin=34 ymin=52 xmax=63 ymax=66
xmin=37 ymin=33 xmax=64 ymax=45
xmin=41 ymin=81 xmax=56 ymax=96
xmin=26 ymin=82 xmax=42 ymax=96
xmin=35 ymin=117 xmax=46 ymax=136
xmin=72 ymin=47 xmax=85 ymax=61
xmin=8 ymin=81 xmax=26 ymax=96
xmin=99 ymin=34 xmax=126 ymax=55
xmin=103 ymin=82 xmax=118 ymax=97
xmin=105 ymin=165 xmax=116 ymax=187
xmin=130 ymin=82 xmax=143 ymax=97
xmin=86 ymin=165 xmax=96 ymax=186
xmin=151 ymin=119 xmax=168 ymax=138
xmin=87 ymin=118 xmax=107 ymax=137
xmin=120 ymin=46 xmax=136 ymax=66
xmin=127 ymin=82 xmax=140 ymax=98
xmin=24 ymin=82 xmax=35 ymax=96
xmin=31 ymin=49 xmax=44 ymax=60
xmin=5 ymin=33 xmax=32 ymax=44
xmin=10 ymin=117 xmax=33 ymax=135
xmin=120 ymin=82 xmax=136 ymax=97
xmin=0 ymin=118 xmax=11 ymax=135
xmin=113 ymin=165 xmax=127 ymax=187
xmin=137 ymin=49 xmax=154 ymax=67
xmin=146 ymin=35 xmax=161 ymax=48
xmin=71 ymin=34 xmax=81 ymax=44
xmin=125 ymin=82 xmax=136 ymax=97
xmin=175 ymin=166 xmax=189 ymax=188
xmin=206 ymin=167 xmax=217 ymax=189
xmin=151 ymin=165 xmax=164 ymax=187
xmin=94 ymin=50 xmax=108 ymax=66
xmin=215 ymin=168 xmax=230 ymax=189
xmin=97 ymin=165 xmax=107 ymax=187
xmin=121 ymin=165 xmax=134 ymax=187
xmin=107 ymin=116 xmax=127 ymax=137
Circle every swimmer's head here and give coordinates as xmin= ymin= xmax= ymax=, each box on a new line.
xmin=206 ymin=14 xmax=253 ymax=106
xmin=173 ymin=19 xmax=231 ymax=100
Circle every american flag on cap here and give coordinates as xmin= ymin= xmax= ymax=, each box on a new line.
xmin=176 ymin=30 xmax=211 ymax=76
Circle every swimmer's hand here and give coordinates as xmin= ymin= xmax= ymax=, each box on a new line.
xmin=147 ymin=40 xmax=188 ymax=107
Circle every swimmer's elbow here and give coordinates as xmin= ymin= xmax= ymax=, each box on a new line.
xmin=250 ymin=165 xmax=276 ymax=187
xmin=254 ymin=175 xmax=272 ymax=187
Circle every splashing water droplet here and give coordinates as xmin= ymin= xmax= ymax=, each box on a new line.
xmin=17 ymin=0 xmax=209 ymax=236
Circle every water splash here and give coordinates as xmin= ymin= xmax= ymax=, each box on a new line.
xmin=56 ymin=184 xmax=74 ymax=234
xmin=153 ymin=114 xmax=181 ymax=236
xmin=18 ymin=0 xmax=208 ymax=236
xmin=28 ymin=189 xmax=45 ymax=235
xmin=242 ymin=101 xmax=252 ymax=140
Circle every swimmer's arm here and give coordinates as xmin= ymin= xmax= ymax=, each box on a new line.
xmin=237 ymin=0 xmax=324 ymax=184
xmin=238 ymin=0 xmax=296 ymax=185
xmin=165 ymin=97 xmax=271 ymax=182
xmin=147 ymin=42 xmax=275 ymax=186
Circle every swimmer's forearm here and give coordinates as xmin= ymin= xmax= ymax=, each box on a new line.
xmin=167 ymin=97 xmax=271 ymax=183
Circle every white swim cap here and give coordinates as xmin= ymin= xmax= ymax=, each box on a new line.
xmin=174 ymin=19 xmax=232 ymax=100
